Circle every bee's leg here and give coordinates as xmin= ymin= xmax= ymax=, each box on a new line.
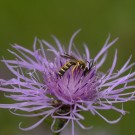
xmin=72 ymin=65 xmax=77 ymax=75
xmin=76 ymin=62 xmax=81 ymax=73
xmin=83 ymin=69 xmax=88 ymax=76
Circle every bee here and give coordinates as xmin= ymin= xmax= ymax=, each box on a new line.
xmin=58 ymin=53 xmax=94 ymax=78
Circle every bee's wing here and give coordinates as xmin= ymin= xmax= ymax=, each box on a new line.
xmin=60 ymin=53 xmax=77 ymax=61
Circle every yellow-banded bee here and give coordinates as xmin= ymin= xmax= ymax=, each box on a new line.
xmin=58 ymin=53 xmax=94 ymax=78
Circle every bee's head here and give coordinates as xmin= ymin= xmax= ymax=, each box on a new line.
xmin=78 ymin=60 xmax=86 ymax=69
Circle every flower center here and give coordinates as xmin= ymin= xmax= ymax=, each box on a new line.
xmin=44 ymin=63 xmax=98 ymax=103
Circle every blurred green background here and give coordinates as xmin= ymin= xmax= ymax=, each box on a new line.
xmin=0 ymin=0 xmax=135 ymax=135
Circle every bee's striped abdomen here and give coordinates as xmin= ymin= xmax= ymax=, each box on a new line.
xmin=58 ymin=61 xmax=76 ymax=78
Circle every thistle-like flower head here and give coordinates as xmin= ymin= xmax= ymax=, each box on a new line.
xmin=0 ymin=30 xmax=135 ymax=135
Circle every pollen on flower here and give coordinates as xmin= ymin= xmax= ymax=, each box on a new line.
xmin=0 ymin=30 xmax=135 ymax=135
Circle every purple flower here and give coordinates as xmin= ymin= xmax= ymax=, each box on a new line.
xmin=0 ymin=30 xmax=135 ymax=135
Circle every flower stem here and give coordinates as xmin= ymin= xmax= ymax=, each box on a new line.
xmin=53 ymin=132 xmax=60 ymax=135
xmin=52 ymin=119 xmax=66 ymax=135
